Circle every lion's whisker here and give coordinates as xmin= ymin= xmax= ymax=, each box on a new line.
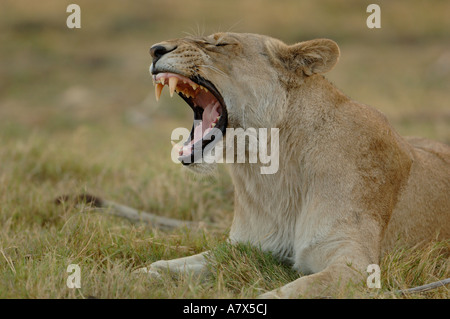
xmin=199 ymin=64 xmax=229 ymax=78
xmin=226 ymin=19 xmax=243 ymax=33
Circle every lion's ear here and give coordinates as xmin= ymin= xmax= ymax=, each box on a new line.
xmin=278 ymin=39 xmax=340 ymax=76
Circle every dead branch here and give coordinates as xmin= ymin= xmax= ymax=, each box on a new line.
xmin=394 ymin=278 xmax=450 ymax=295
xmin=55 ymin=193 xmax=198 ymax=230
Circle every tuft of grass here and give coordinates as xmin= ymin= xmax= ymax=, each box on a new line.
xmin=206 ymin=242 xmax=299 ymax=297
xmin=377 ymin=240 xmax=450 ymax=298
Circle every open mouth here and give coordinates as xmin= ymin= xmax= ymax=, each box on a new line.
xmin=152 ymin=71 xmax=228 ymax=165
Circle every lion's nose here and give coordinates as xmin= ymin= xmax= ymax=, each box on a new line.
xmin=149 ymin=43 xmax=177 ymax=64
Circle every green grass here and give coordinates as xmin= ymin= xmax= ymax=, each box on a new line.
xmin=0 ymin=0 xmax=449 ymax=298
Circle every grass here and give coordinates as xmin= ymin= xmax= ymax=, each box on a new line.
xmin=0 ymin=0 xmax=449 ymax=298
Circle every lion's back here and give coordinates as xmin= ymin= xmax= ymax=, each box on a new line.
xmin=406 ymin=136 xmax=450 ymax=162
xmin=382 ymin=136 xmax=450 ymax=253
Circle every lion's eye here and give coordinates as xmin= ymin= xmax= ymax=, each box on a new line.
xmin=199 ymin=40 xmax=231 ymax=47
xmin=200 ymin=41 xmax=215 ymax=47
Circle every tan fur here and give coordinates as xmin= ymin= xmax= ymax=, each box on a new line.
xmin=147 ymin=32 xmax=450 ymax=297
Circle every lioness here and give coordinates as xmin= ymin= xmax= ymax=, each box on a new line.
xmin=145 ymin=32 xmax=450 ymax=297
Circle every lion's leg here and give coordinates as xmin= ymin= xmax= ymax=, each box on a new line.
xmin=259 ymin=264 xmax=363 ymax=298
xmin=136 ymin=251 xmax=210 ymax=280
xmin=259 ymin=242 xmax=375 ymax=298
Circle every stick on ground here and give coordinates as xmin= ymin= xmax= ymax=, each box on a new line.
xmin=55 ymin=193 xmax=198 ymax=230
xmin=395 ymin=278 xmax=450 ymax=295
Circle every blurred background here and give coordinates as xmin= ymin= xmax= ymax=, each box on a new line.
xmin=1 ymin=0 xmax=449 ymax=136
xmin=0 ymin=0 xmax=449 ymax=221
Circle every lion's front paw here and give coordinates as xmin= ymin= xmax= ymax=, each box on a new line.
xmin=132 ymin=266 xmax=149 ymax=274
xmin=132 ymin=261 xmax=169 ymax=279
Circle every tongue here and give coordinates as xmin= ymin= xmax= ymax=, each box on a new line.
xmin=181 ymin=101 xmax=221 ymax=156
xmin=193 ymin=101 xmax=220 ymax=144
xmin=203 ymin=101 xmax=220 ymax=125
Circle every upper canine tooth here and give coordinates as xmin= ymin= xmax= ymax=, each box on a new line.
xmin=155 ymin=83 xmax=164 ymax=101
xmin=169 ymin=77 xmax=179 ymax=97
xmin=191 ymin=83 xmax=198 ymax=90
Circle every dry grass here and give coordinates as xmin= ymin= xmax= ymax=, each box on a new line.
xmin=0 ymin=0 xmax=449 ymax=298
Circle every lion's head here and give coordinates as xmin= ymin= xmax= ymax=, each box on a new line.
xmin=149 ymin=32 xmax=339 ymax=173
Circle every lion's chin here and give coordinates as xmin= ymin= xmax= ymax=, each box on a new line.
xmin=184 ymin=162 xmax=218 ymax=175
